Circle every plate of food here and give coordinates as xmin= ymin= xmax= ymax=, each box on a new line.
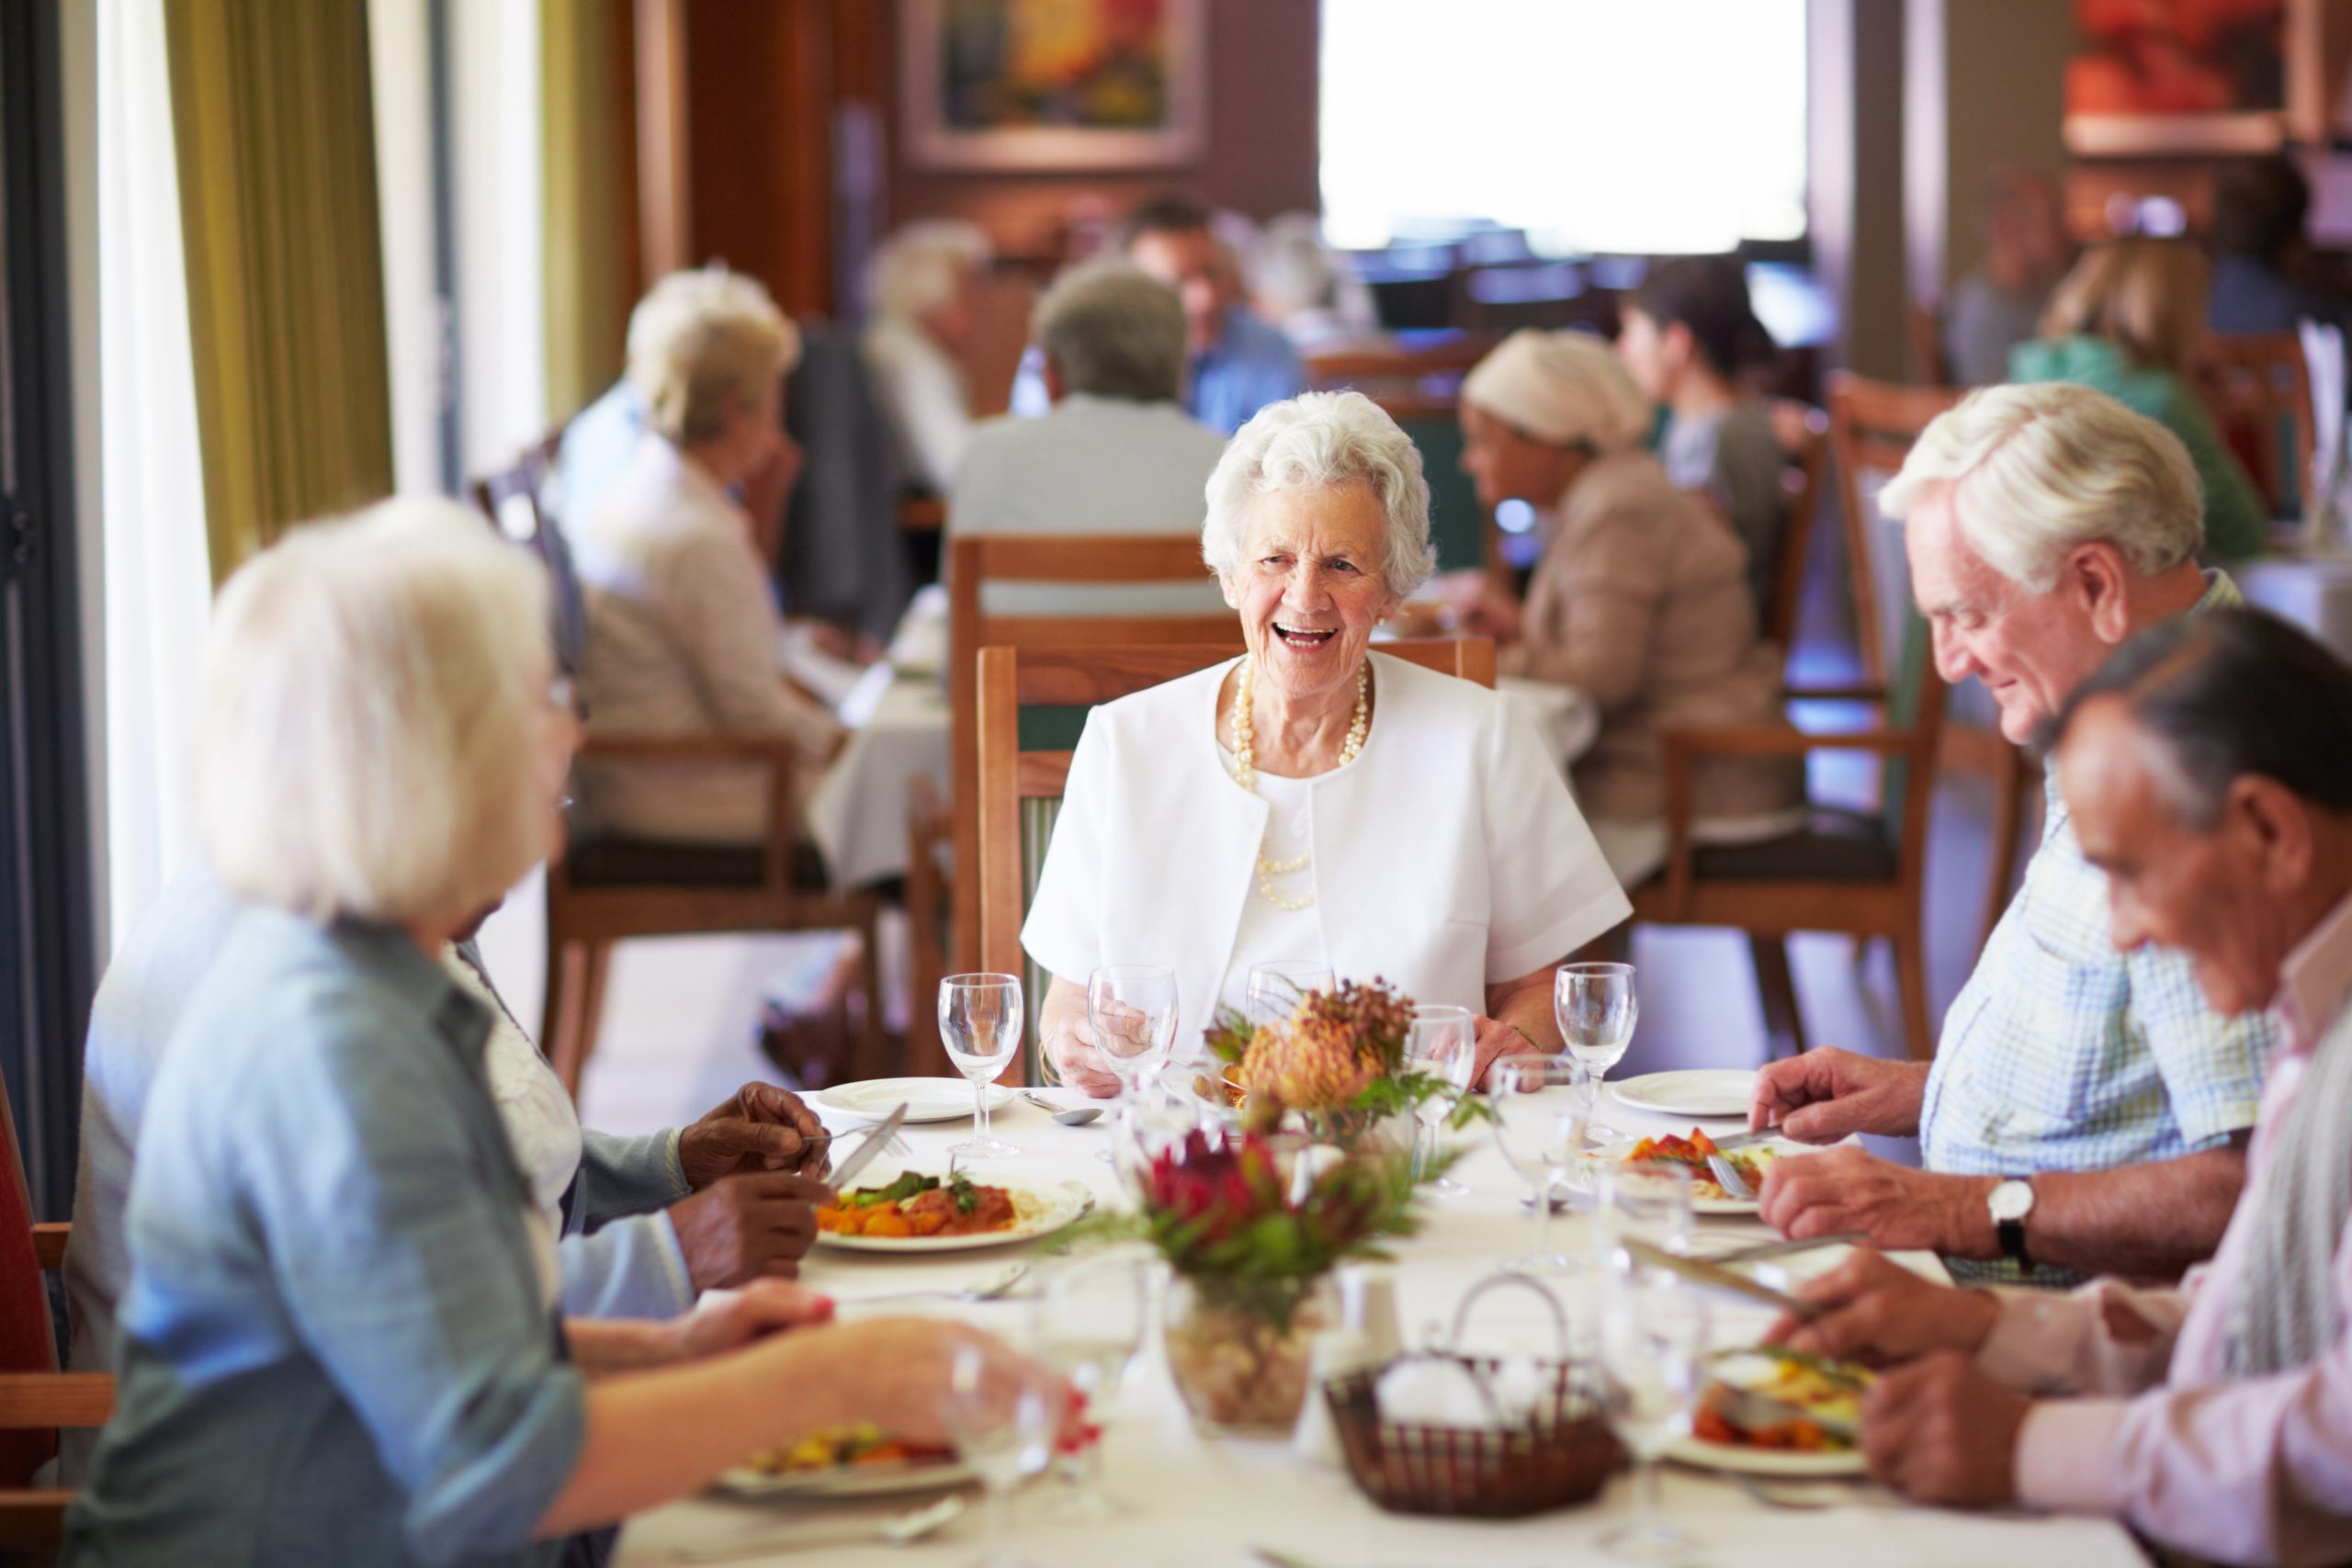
xmin=810 ymin=1077 xmax=1015 ymax=1124
xmin=1590 ymin=1128 xmax=1785 ymax=1213
xmin=1610 ymin=1068 xmax=1756 ymax=1120
xmin=814 ymin=1171 xmax=1092 ymax=1253
xmin=1669 ymin=1348 xmax=1871 ymax=1477
xmin=715 ymin=1425 xmax=974 ymax=1497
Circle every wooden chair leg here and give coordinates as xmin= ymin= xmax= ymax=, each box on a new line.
xmin=1747 ymin=934 xmax=1808 ymax=1058
xmin=543 ymin=939 xmax=582 ymax=1089
xmin=852 ymin=906 xmax=890 ymax=1082
xmin=1892 ymin=925 xmax=1936 ymax=1063
xmin=550 ymin=942 xmax=612 ymax=1100
xmin=1978 ymin=750 xmax=2033 ymax=959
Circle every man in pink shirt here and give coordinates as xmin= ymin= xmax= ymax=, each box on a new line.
xmin=1769 ymin=607 xmax=2352 ymax=1565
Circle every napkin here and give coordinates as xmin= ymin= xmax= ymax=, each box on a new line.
xmin=1373 ymin=1359 xmax=1494 ymax=1428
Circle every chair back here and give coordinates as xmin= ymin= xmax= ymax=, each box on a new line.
xmin=2193 ymin=331 xmax=2314 ymax=518
xmin=947 ymin=535 xmax=1240 ymax=971
xmin=1825 ymin=374 xmax=1964 ymax=684
xmin=1305 ymin=333 xmax=1498 ymax=577
xmin=469 ymin=446 xmax=588 ymax=679
xmin=0 ymin=1072 xmax=56 ymax=1484
xmin=1906 ymin=298 xmax=1952 ymax=388
xmin=974 ymin=637 xmax=1497 ymax=1078
xmin=1764 ymin=400 xmax=1831 ymax=650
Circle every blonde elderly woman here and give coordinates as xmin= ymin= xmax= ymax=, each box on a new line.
xmin=571 ymin=267 xmax=845 ymax=848
xmin=861 ymin=220 xmax=990 ymax=491
xmin=1025 ymin=391 xmax=1633 ymax=1097
xmin=66 ymin=502 xmax=1055 ymax=1567
xmin=1444 ymin=329 xmax=1805 ymax=886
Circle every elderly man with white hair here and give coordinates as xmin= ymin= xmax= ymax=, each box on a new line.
xmin=1025 ymin=390 xmax=1632 ymax=1096
xmin=949 ymin=260 xmax=1227 ymax=616
xmin=571 ymin=267 xmax=845 ymax=848
xmin=1751 ymin=381 xmax=2279 ymax=1284
xmin=861 ymin=220 xmax=990 ymax=492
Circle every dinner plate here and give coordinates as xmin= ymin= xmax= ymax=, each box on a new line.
xmin=1666 ymin=1434 xmax=1867 ymax=1478
xmin=811 ymin=1077 xmax=1015 ymax=1124
xmin=712 ymin=1456 xmax=977 ymax=1499
xmin=1579 ymin=1140 xmax=1791 ymax=1215
xmin=1610 ymin=1069 xmax=1757 ymax=1119
xmin=812 ymin=1178 xmax=1094 ymax=1254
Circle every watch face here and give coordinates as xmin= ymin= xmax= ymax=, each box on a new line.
xmin=1989 ymin=1179 xmax=2034 ymax=1223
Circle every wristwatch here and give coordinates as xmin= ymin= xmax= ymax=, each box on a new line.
xmin=1988 ymin=1178 xmax=2036 ymax=1270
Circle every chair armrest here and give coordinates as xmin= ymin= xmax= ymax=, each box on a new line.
xmin=0 ymin=1491 xmax=75 ymax=1551
xmin=1663 ymin=725 xmax=1917 ymax=761
xmin=32 ymin=1224 xmax=67 ymax=1272
xmin=0 ymin=1374 xmax=114 ymax=1429
xmin=1782 ymin=682 xmax=1888 ymax=704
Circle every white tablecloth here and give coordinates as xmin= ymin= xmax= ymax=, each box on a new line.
xmin=805 ymin=672 xmax=950 ymax=889
xmin=616 ymin=1089 xmax=2146 ymax=1568
xmin=2239 ymin=551 xmax=2352 ymax=662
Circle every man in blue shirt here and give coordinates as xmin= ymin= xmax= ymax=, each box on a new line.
xmin=1122 ymin=195 xmax=1306 ymax=435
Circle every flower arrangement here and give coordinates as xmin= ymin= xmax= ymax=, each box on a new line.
xmin=1205 ymin=977 xmax=1487 ymax=1134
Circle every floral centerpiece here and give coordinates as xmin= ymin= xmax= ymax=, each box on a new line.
xmin=1204 ymin=977 xmax=1486 ymax=1148
xmin=1127 ymin=1127 xmax=1421 ymax=1433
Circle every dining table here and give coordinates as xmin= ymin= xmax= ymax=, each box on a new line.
xmin=615 ymin=1081 xmax=2152 ymax=1568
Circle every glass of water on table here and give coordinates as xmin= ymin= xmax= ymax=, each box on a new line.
xmin=1556 ymin=961 xmax=1638 ymax=1114
xmin=1087 ymin=965 xmax=1179 ymax=1162
xmin=941 ymin=973 xmax=1023 ymax=1160
xmin=1029 ymin=1249 xmax=1151 ymax=1521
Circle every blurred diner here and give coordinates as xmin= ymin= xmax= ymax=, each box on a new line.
xmin=1121 ymin=195 xmax=1307 ymax=435
xmin=861 ymin=220 xmax=993 ymax=495
xmin=1944 ymin=166 xmax=2074 ymax=388
xmin=1024 ymin=391 xmax=1631 ymax=1097
xmin=2208 ymin=154 xmax=2352 ymax=339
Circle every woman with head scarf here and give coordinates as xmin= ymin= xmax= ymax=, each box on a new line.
xmin=1450 ymin=330 xmax=1806 ymax=886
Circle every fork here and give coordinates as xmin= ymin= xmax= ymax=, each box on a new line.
xmin=1706 ymin=1151 xmax=1759 ymax=1201
xmin=806 ymin=1130 xmax=912 ymax=1162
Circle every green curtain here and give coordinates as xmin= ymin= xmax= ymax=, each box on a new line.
xmin=541 ymin=0 xmax=633 ymax=426
xmin=164 ymin=0 xmax=393 ymax=584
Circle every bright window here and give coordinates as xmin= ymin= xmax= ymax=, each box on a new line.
xmin=1318 ymin=0 xmax=1809 ymax=254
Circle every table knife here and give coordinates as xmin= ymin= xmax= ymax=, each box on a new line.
xmin=1623 ymin=1238 xmax=1822 ymax=1319
xmin=828 ymin=1103 xmax=909 ymax=1189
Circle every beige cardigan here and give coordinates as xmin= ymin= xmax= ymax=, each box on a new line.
xmin=1498 ymin=448 xmax=1804 ymax=827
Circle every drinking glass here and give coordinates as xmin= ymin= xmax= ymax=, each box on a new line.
xmin=940 ymin=973 xmax=1023 ymax=1160
xmin=1555 ymin=962 xmax=1638 ymax=1111
xmin=1487 ymin=1055 xmax=1591 ymax=1275
xmin=940 ymin=1344 xmax=1058 ymax=1568
xmin=1111 ymin=1074 xmax=1199 ymax=1197
xmin=1595 ymin=1159 xmax=1695 ymax=1277
xmin=1407 ymin=1004 xmax=1477 ymax=1197
xmin=1030 ymin=1250 xmax=1152 ymax=1521
xmin=1245 ymin=960 xmax=1332 ymax=1027
xmin=1086 ymin=965 xmax=1180 ymax=1091
xmin=1597 ymin=1272 xmax=1710 ymax=1561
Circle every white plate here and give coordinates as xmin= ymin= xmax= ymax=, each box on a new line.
xmin=1580 ymin=1140 xmax=1790 ymax=1214
xmin=813 ymin=1178 xmax=1094 ymax=1254
xmin=1610 ymin=1069 xmax=1757 ymax=1119
xmin=1666 ymin=1435 xmax=1866 ymax=1477
xmin=811 ymin=1077 xmax=1015 ymax=1124
xmin=713 ymin=1457 xmax=976 ymax=1498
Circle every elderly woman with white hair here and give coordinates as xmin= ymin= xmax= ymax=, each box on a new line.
xmin=1026 ymin=391 xmax=1633 ymax=1096
xmin=861 ymin=220 xmax=990 ymax=491
xmin=1448 ymin=329 xmax=1805 ymax=886
xmin=571 ymin=266 xmax=844 ymax=849
xmin=66 ymin=503 xmax=1054 ymax=1566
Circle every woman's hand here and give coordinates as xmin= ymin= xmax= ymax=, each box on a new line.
xmin=1467 ymin=1016 xmax=1537 ymax=1089
xmin=1040 ymin=976 xmax=1125 ymax=1098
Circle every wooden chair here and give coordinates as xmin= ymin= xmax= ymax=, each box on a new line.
xmin=2193 ymin=331 xmax=2314 ymax=518
xmin=1302 ymin=332 xmax=1500 ymax=409
xmin=974 ymin=638 xmax=1497 ymax=1078
xmin=943 ymin=535 xmax=1237 ymax=986
xmin=468 ymin=451 xmax=888 ymax=1097
xmin=0 ymin=1071 xmax=113 ymax=1551
xmin=1906 ymin=297 xmax=1953 ymax=388
xmin=1763 ymin=400 xmax=1832 ymax=651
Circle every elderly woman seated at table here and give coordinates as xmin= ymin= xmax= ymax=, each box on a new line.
xmin=1026 ymin=391 xmax=1633 ymax=1097
xmin=1445 ymin=329 xmax=1805 ymax=886
xmin=571 ymin=267 xmax=845 ymax=848
xmin=67 ymin=503 xmax=1051 ymax=1566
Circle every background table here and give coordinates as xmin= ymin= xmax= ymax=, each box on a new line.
xmin=616 ymin=1087 xmax=2149 ymax=1568
xmin=2239 ymin=551 xmax=2352 ymax=662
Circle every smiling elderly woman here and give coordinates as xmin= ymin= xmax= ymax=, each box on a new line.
xmin=1025 ymin=391 xmax=1633 ymax=1095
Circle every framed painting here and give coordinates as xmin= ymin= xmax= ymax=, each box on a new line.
xmin=899 ymin=0 xmax=1207 ymax=170
xmin=2064 ymin=0 xmax=2289 ymax=156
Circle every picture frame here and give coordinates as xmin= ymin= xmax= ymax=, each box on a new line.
xmin=899 ymin=0 xmax=1207 ymax=171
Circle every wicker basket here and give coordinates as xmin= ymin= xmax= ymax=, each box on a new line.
xmin=1323 ymin=1274 xmax=1623 ymax=1517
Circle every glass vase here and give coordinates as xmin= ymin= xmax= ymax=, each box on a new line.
xmin=1162 ymin=1274 xmax=1338 ymax=1436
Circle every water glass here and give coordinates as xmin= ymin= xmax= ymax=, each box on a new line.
xmin=1487 ymin=1055 xmax=1591 ymax=1275
xmin=940 ymin=1344 xmax=1058 ymax=1568
xmin=1030 ymin=1250 xmax=1152 ymax=1521
xmin=1595 ymin=1159 xmax=1695 ymax=1277
xmin=1597 ymin=1273 xmax=1710 ymax=1561
xmin=1407 ymin=1004 xmax=1477 ymax=1197
xmin=1245 ymin=960 xmax=1332 ymax=1027
xmin=1555 ymin=962 xmax=1638 ymax=1110
xmin=941 ymin=974 xmax=1023 ymax=1160
xmin=1111 ymin=1074 xmax=1200 ymax=1197
xmin=1086 ymin=965 xmax=1180 ymax=1092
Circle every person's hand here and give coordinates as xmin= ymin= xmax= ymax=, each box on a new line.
xmin=787 ymin=1318 xmax=1080 ymax=1451
xmin=663 ymin=1279 xmax=836 ymax=1362
xmin=1468 ymin=1017 xmax=1537 ymax=1089
xmin=1748 ymin=1047 xmax=1929 ymax=1141
xmin=1862 ymin=1351 xmax=2030 ymax=1507
xmin=1758 ymin=1147 xmax=1996 ymax=1257
xmin=1764 ymin=1250 xmax=2001 ymax=1367
xmin=666 ymin=1169 xmax=835 ymax=1290
xmin=680 ymin=1083 xmax=829 ymax=1187
xmin=1043 ymin=1010 xmax=1126 ymax=1099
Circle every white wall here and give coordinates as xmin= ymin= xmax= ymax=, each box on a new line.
xmin=449 ymin=0 xmax=548 ymax=479
xmin=60 ymin=0 xmax=106 ymax=954
xmin=370 ymin=0 xmax=447 ymax=498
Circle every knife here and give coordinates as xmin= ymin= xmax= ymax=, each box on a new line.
xmin=827 ymin=1103 xmax=910 ymax=1190
xmin=1705 ymin=1126 xmax=1780 ymax=1154
xmin=1712 ymin=1231 xmax=1868 ymax=1267
xmin=1623 ymin=1238 xmax=1822 ymax=1319
xmin=1705 ymin=1382 xmax=1861 ymax=1444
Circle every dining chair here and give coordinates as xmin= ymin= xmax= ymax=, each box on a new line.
xmin=2192 ymin=331 xmax=2314 ymax=519
xmin=0 ymin=1069 xmax=114 ymax=1551
xmin=1905 ymin=297 xmax=1953 ymax=389
xmin=1306 ymin=334 xmax=1500 ymax=583
xmin=973 ymin=637 xmax=1497 ymax=1082
xmin=1762 ymin=399 xmax=1831 ymax=652
xmin=469 ymin=450 xmax=888 ymax=1098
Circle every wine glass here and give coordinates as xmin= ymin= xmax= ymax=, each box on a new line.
xmin=940 ymin=1344 xmax=1058 ymax=1568
xmin=1595 ymin=1159 xmax=1695 ymax=1278
xmin=1596 ymin=1272 xmax=1710 ymax=1562
xmin=1407 ymin=1004 xmax=1477 ymax=1197
xmin=1555 ymin=962 xmax=1638 ymax=1111
xmin=1088 ymin=966 xmax=1179 ymax=1164
xmin=1245 ymin=960 xmax=1332 ymax=1027
xmin=1111 ymin=1074 xmax=1199 ymax=1197
xmin=1487 ymin=1055 xmax=1591 ymax=1275
xmin=1030 ymin=1250 xmax=1151 ymax=1521
xmin=940 ymin=974 xmax=1023 ymax=1160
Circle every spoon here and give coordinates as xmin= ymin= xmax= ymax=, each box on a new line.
xmin=676 ymin=1495 xmax=966 ymax=1561
xmin=1019 ymin=1090 xmax=1103 ymax=1126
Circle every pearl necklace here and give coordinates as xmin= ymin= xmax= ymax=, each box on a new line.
xmin=1229 ymin=658 xmax=1370 ymax=910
